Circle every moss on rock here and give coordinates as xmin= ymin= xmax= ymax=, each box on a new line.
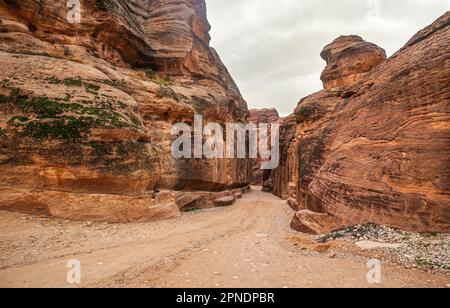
xmin=2 ymin=87 xmax=142 ymax=142
xmin=21 ymin=117 xmax=96 ymax=142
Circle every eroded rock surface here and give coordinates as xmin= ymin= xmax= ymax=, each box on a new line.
xmin=270 ymin=12 xmax=450 ymax=234
xmin=175 ymin=188 xmax=245 ymax=211
xmin=0 ymin=0 xmax=250 ymax=221
xmin=248 ymin=108 xmax=281 ymax=185
xmin=320 ymin=35 xmax=386 ymax=89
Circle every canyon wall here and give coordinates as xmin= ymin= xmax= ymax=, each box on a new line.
xmin=0 ymin=0 xmax=251 ymax=221
xmin=248 ymin=108 xmax=281 ymax=185
xmin=269 ymin=12 xmax=450 ymax=234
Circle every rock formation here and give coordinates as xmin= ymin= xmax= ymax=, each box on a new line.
xmin=0 ymin=0 xmax=251 ymax=222
xmin=269 ymin=12 xmax=450 ymax=234
xmin=320 ymin=35 xmax=386 ymax=89
xmin=248 ymin=108 xmax=281 ymax=185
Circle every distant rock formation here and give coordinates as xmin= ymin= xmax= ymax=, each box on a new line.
xmin=248 ymin=108 xmax=281 ymax=185
xmin=320 ymin=35 xmax=386 ymax=89
xmin=269 ymin=12 xmax=450 ymax=234
xmin=0 ymin=0 xmax=251 ymax=222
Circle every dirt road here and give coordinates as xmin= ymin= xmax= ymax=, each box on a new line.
xmin=0 ymin=188 xmax=448 ymax=288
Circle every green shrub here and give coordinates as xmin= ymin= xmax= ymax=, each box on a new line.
xmin=46 ymin=77 xmax=83 ymax=87
xmin=2 ymin=87 xmax=140 ymax=142
xmin=7 ymin=116 xmax=28 ymax=126
xmin=160 ymin=75 xmax=172 ymax=86
xmin=17 ymin=96 xmax=64 ymax=118
xmin=22 ymin=117 xmax=95 ymax=141
xmin=421 ymin=232 xmax=439 ymax=238
xmin=0 ymin=94 xmax=8 ymax=104
xmin=145 ymin=69 xmax=156 ymax=80
xmin=102 ymin=79 xmax=127 ymax=88
xmin=84 ymin=83 xmax=101 ymax=92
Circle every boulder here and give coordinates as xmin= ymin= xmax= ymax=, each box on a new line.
xmin=320 ymin=35 xmax=386 ymax=89
xmin=214 ymin=196 xmax=236 ymax=207
xmin=175 ymin=190 xmax=241 ymax=210
xmin=290 ymin=210 xmax=349 ymax=234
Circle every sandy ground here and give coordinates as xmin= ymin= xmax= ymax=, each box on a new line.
xmin=0 ymin=188 xmax=448 ymax=288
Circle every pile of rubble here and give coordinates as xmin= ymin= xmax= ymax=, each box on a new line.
xmin=317 ymin=224 xmax=450 ymax=272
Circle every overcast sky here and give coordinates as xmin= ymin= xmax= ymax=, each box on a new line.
xmin=206 ymin=0 xmax=449 ymax=116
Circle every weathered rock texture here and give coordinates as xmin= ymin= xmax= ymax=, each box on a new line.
xmin=248 ymin=108 xmax=281 ymax=185
xmin=270 ymin=12 xmax=450 ymax=234
xmin=0 ymin=0 xmax=251 ymax=222
xmin=320 ymin=35 xmax=387 ymax=89
xmin=175 ymin=186 xmax=248 ymax=212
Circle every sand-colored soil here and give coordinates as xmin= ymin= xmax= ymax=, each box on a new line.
xmin=0 ymin=188 xmax=448 ymax=288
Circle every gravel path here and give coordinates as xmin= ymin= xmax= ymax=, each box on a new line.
xmin=0 ymin=188 xmax=448 ymax=288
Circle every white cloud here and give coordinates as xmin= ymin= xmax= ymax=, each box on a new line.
xmin=206 ymin=0 xmax=449 ymax=116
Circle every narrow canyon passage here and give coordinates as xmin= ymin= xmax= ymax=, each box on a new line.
xmin=0 ymin=188 xmax=448 ymax=288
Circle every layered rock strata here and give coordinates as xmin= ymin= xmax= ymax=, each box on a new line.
xmin=269 ymin=13 xmax=450 ymax=234
xmin=320 ymin=35 xmax=386 ymax=89
xmin=0 ymin=0 xmax=251 ymax=222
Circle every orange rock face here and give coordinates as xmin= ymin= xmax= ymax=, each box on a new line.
xmin=0 ymin=0 xmax=250 ymax=222
xmin=270 ymin=12 xmax=450 ymax=234
xmin=320 ymin=35 xmax=386 ymax=89
xmin=248 ymin=108 xmax=281 ymax=185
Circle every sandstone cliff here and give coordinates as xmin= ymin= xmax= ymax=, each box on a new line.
xmin=320 ymin=35 xmax=386 ymax=89
xmin=0 ymin=0 xmax=251 ymax=221
xmin=269 ymin=12 xmax=450 ymax=234
xmin=248 ymin=108 xmax=281 ymax=185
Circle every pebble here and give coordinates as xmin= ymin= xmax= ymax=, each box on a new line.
xmin=317 ymin=224 xmax=450 ymax=272
xmin=326 ymin=252 xmax=336 ymax=259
